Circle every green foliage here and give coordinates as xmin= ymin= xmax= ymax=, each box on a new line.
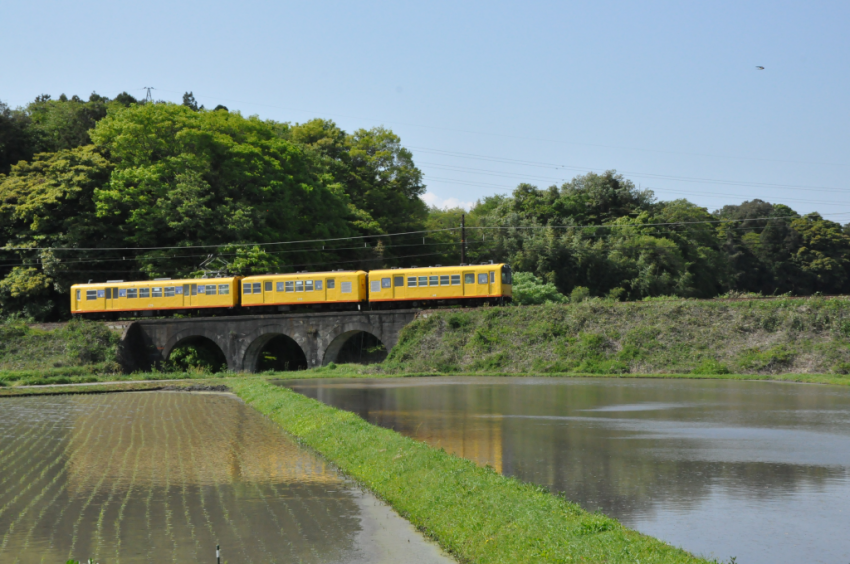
xmin=166 ymin=338 xmax=227 ymax=373
xmin=510 ymin=271 xmax=568 ymax=305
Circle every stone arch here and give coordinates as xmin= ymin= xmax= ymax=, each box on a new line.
xmin=240 ymin=326 xmax=313 ymax=373
xmin=321 ymin=322 xmax=386 ymax=366
xmin=161 ymin=329 xmax=231 ymax=369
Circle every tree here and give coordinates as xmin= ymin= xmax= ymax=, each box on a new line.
xmin=182 ymin=91 xmax=202 ymax=111
xmin=510 ymin=271 xmax=568 ymax=305
xmin=0 ymin=100 xmax=33 ymax=174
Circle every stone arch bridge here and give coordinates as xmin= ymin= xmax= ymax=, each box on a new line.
xmin=119 ymin=310 xmax=420 ymax=372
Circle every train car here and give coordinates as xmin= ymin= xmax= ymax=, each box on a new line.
xmin=70 ymin=277 xmax=241 ymax=319
xmin=367 ymin=263 xmax=512 ymax=309
xmin=240 ymin=270 xmax=368 ymax=312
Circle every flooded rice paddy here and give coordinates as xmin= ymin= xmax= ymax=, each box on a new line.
xmin=0 ymin=391 xmax=453 ymax=564
xmin=281 ymin=377 xmax=850 ymax=564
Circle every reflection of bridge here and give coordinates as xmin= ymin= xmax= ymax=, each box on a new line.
xmin=121 ymin=310 xmax=419 ymax=372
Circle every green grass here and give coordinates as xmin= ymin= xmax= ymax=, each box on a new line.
xmin=379 ymin=298 xmax=850 ymax=375
xmin=227 ymin=378 xmax=713 ymax=564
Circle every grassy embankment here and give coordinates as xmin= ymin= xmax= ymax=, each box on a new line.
xmin=227 ymin=377 xmax=710 ymax=564
xmin=376 ymin=297 xmax=850 ymax=378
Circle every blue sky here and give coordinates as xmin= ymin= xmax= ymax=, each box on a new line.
xmin=3 ymin=0 xmax=848 ymax=220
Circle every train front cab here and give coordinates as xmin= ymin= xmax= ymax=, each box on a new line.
xmin=368 ymin=263 xmax=512 ymax=308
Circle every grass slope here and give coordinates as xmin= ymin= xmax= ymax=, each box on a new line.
xmin=229 ymin=378 xmax=712 ymax=564
xmin=383 ymin=298 xmax=850 ymax=375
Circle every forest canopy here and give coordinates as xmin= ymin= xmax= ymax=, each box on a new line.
xmin=1 ymin=91 xmax=849 ymax=319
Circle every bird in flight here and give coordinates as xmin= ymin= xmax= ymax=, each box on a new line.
xmin=756 ymin=66 xmax=765 ymax=70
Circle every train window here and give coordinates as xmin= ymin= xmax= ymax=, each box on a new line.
xmin=243 ymin=284 xmax=251 ymax=294
xmin=252 ymin=282 xmax=262 ymax=294
xmin=306 ymin=280 xmax=314 ymax=291
xmin=370 ymin=280 xmax=380 ymax=293
xmin=394 ymin=276 xmax=404 ymax=287
xmin=105 ymin=288 xmax=112 ymax=299
xmin=382 ymin=278 xmax=391 ymax=288
xmin=265 ymin=281 xmax=272 ymax=292
xmin=76 ymin=290 xmax=81 ymax=301
xmin=285 ymin=281 xmax=294 ymax=292
xmin=118 ymin=289 xmax=126 ymax=297
xmin=86 ymin=290 xmax=97 ymax=300
xmin=490 ymin=271 xmax=495 ymax=283
xmin=206 ymin=285 xmax=217 ymax=295
xmin=128 ymin=289 xmax=137 ymax=299
xmin=327 ymin=279 xmax=335 ymax=289
xmin=219 ymin=284 xmax=229 ymax=295
xmin=316 ymin=280 xmax=323 ymax=290
xmin=164 ymin=287 xmax=175 ymax=297
xmin=140 ymin=288 xmax=150 ymax=298
xmin=440 ymin=275 xmax=449 ymax=285
xmin=295 ymin=281 xmax=304 ymax=292
xmin=183 ymin=284 xmax=190 ymax=295
xmin=152 ymin=287 xmax=163 ymax=298
xmin=341 ymin=281 xmax=352 ymax=293
xmin=198 ymin=284 xmax=206 ymax=294
xmin=418 ymin=276 xmax=427 ymax=286
xmin=464 ymin=273 xmax=474 ymax=284
xmin=501 ymin=265 xmax=512 ymax=284
xmin=191 ymin=284 xmax=198 ymax=296
xmin=478 ymin=273 xmax=488 ymax=284
xmin=175 ymin=286 xmax=183 ymax=295
xmin=451 ymin=275 xmax=461 ymax=285
xmin=408 ymin=277 xmax=417 ymax=287
xmin=276 ymin=282 xmax=284 ymax=292
xmin=429 ymin=276 xmax=438 ymax=286
xmin=97 ymin=290 xmax=105 ymax=298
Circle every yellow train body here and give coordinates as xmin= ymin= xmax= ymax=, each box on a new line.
xmin=368 ymin=263 xmax=512 ymax=305
xmin=71 ymin=277 xmax=241 ymax=315
xmin=240 ymin=270 xmax=368 ymax=310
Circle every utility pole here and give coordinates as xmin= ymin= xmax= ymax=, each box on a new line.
xmin=461 ymin=214 xmax=466 ymax=265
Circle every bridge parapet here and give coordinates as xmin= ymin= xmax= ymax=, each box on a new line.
xmin=121 ymin=310 xmax=419 ymax=373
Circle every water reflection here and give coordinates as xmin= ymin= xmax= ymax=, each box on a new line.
xmin=0 ymin=392 xmax=453 ymax=564
xmin=281 ymin=377 xmax=850 ymax=564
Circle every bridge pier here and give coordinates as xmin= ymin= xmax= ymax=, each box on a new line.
xmin=123 ymin=310 xmax=419 ymax=373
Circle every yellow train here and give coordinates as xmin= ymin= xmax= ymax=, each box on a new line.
xmin=70 ymin=263 xmax=511 ymax=318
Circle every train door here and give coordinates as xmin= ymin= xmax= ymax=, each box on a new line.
xmin=263 ymin=280 xmax=272 ymax=303
xmin=476 ymin=271 xmax=491 ymax=295
xmin=105 ymin=287 xmax=116 ymax=311
xmin=463 ymin=272 xmax=476 ymax=296
xmin=393 ymin=274 xmax=405 ymax=299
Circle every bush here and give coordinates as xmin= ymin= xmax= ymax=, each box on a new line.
xmin=510 ymin=272 xmax=568 ymax=305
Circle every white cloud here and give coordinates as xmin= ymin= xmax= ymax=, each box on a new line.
xmin=422 ymin=192 xmax=475 ymax=211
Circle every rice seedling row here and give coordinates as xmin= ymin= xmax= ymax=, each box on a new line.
xmin=170 ymin=393 xmax=201 ymax=562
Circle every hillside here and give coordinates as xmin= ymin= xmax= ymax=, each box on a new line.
xmin=383 ymin=297 xmax=850 ymax=375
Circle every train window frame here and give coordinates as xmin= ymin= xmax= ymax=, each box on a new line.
xmin=164 ymin=287 xmax=175 ymax=298
xmin=75 ymin=290 xmax=81 ymax=301
xmin=276 ymin=282 xmax=284 ymax=292
xmin=198 ymin=285 xmax=206 ymax=294
xmin=440 ymin=275 xmax=449 ymax=285
xmin=381 ymin=278 xmax=391 ymax=289
xmin=429 ymin=275 xmax=439 ymax=286
xmin=219 ymin=284 xmax=230 ymax=295
xmin=316 ymin=280 xmax=323 ymax=290
xmin=341 ymin=281 xmax=352 ymax=293
xmin=394 ymin=276 xmax=404 ymax=287
xmin=128 ymin=288 xmax=138 ymax=299
xmin=118 ymin=289 xmax=126 ymax=298
xmin=478 ymin=273 xmax=488 ymax=284
xmin=105 ymin=288 xmax=112 ymax=299
xmin=501 ymin=264 xmax=512 ymax=284
xmin=252 ymin=282 xmax=261 ymax=294
xmin=327 ymin=279 xmax=335 ymax=289
xmin=408 ymin=277 xmax=417 ymax=287
xmin=140 ymin=288 xmax=150 ymax=298
xmin=243 ymin=284 xmax=252 ymax=294
xmin=97 ymin=290 xmax=105 ymax=298
xmin=464 ymin=273 xmax=475 ymax=284
xmin=306 ymin=280 xmax=314 ymax=292
xmin=285 ymin=281 xmax=294 ymax=292
xmin=418 ymin=276 xmax=427 ymax=286
xmin=152 ymin=287 xmax=163 ymax=298
xmin=490 ymin=271 xmax=495 ymax=283
xmin=175 ymin=286 xmax=183 ymax=295
xmin=86 ymin=290 xmax=97 ymax=300
xmin=370 ymin=280 xmax=380 ymax=293
xmin=206 ymin=285 xmax=217 ymax=295
xmin=451 ymin=275 xmax=460 ymax=285
xmin=295 ymin=281 xmax=304 ymax=292
xmin=264 ymin=281 xmax=272 ymax=292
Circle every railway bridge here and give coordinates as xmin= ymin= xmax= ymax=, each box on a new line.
xmin=119 ymin=309 xmax=421 ymax=373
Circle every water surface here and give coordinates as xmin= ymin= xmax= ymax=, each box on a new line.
xmin=0 ymin=391 xmax=454 ymax=564
xmin=281 ymin=377 xmax=850 ymax=564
